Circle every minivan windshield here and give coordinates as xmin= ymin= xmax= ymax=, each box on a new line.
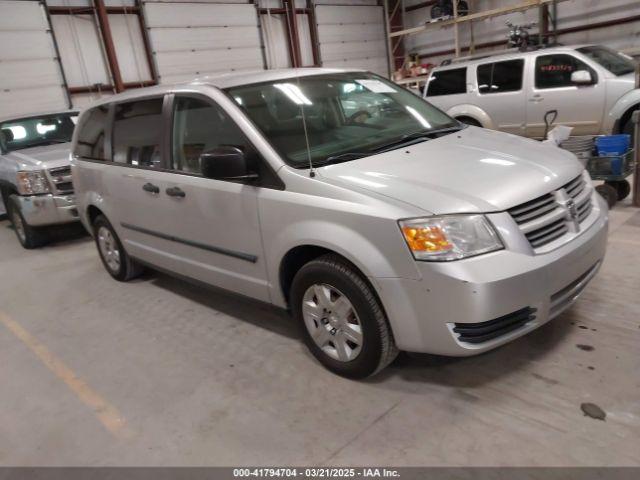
xmin=226 ymin=72 xmax=458 ymax=168
xmin=576 ymin=46 xmax=637 ymax=76
xmin=0 ymin=112 xmax=78 ymax=152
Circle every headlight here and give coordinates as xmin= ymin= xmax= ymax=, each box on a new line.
xmin=399 ymin=215 xmax=503 ymax=261
xmin=16 ymin=171 xmax=51 ymax=195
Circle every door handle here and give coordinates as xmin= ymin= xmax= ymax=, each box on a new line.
xmin=529 ymin=95 xmax=543 ymax=103
xmin=166 ymin=186 xmax=186 ymax=198
xmin=142 ymin=182 xmax=160 ymax=194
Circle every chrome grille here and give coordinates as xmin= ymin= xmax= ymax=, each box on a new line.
xmin=48 ymin=166 xmax=74 ymax=194
xmin=508 ymin=174 xmax=593 ymax=250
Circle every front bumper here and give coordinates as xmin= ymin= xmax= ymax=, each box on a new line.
xmin=374 ymin=194 xmax=609 ymax=356
xmin=14 ymin=194 xmax=79 ymax=227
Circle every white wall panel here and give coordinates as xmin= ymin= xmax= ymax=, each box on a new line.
xmin=316 ymin=5 xmax=389 ymax=77
xmin=145 ymin=2 xmax=264 ymax=83
xmin=110 ymin=14 xmax=152 ymax=83
xmin=50 ymin=14 xmax=111 ymax=87
xmin=145 ymin=3 xmax=259 ymax=27
xmin=0 ymin=1 xmax=68 ymax=117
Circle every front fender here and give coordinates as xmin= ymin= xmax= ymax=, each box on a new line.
xmin=604 ymin=88 xmax=640 ymax=134
xmin=266 ymin=219 xmax=420 ymax=308
xmin=445 ymin=104 xmax=495 ymax=129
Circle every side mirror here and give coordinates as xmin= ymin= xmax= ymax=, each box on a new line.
xmin=571 ymin=70 xmax=593 ymax=85
xmin=199 ymin=146 xmax=258 ymax=182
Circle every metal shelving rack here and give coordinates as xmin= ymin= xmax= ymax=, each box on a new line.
xmin=385 ymin=0 xmax=562 ymax=74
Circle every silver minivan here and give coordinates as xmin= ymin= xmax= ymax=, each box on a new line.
xmin=424 ymin=45 xmax=639 ymax=138
xmin=72 ymin=69 xmax=608 ymax=378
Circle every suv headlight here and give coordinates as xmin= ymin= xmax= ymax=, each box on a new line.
xmin=399 ymin=215 xmax=503 ymax=261
xmin=16 ymin=171 xmax=51 ymax=195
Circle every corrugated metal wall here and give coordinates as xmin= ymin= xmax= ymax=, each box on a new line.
xmin=315 ymin=3 xmax=388 ymax=77
xmin=0 ymin=1 xmax=69 ymax=118
xmin=144 ymin=1 xmax=265 ymax=84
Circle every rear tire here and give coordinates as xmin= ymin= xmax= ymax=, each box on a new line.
xmin=606 ymin=180 xmax=631 ymax=201
xmin=93 ymin=215 xmax=143 ymax=281
xmin=7 ymin=195 xmax=46 ymax=249
xmin=596 ymin=183 xmax=618 ymax=208
xmin=290 ymin=254 xmax=398 ymax=378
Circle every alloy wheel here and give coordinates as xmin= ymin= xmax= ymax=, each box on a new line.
xmin=302 ymin=284 xmax=363 ymax=362
xmin=97 ymin=226 xmax=121 ymax=273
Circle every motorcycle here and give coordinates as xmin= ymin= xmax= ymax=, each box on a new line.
xmin=506 ymin=21 xmax=537 ymax=50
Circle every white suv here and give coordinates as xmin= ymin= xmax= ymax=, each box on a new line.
xmin=423 ymin=45 xmax=639 ymax=138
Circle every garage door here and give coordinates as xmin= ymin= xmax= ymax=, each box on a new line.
xmin=315 ymin=5 xmax=388 ymax=78
xmin=0 ymin=1 xmax=69 ymax=118
xmin=144 ymin=1 xmax=265 ymax=84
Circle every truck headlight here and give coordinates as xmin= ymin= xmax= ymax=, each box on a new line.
xmin=16 ymin=171 xmax=51 ymax=195
xmin=399 ymin=215 xmax=503 ymax=261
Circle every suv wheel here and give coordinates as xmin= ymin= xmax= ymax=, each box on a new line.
xmin=7 ymin=196 xmax=46 ymax=249
xmin=290 ymin=254 xmax=398 ymax=378
xmin=93 ymin=215 xmax=143 ymax=281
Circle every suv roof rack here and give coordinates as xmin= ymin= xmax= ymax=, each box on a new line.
xmin=439 ymin=44 xmax=560 ymax=66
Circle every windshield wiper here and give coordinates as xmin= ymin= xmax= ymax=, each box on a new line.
xmin=318 ymin=151 xmax=373 ymax=166
xmin=373 ymin=125 xmax=464 ymax=153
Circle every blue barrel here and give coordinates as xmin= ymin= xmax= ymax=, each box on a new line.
xmin=595 ymin=134 xmax=630 ymax=156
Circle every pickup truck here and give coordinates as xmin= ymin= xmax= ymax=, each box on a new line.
xmin=0 ymin=110 xmax=79 ymax=248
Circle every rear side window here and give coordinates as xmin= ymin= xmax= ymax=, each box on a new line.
xmin=477 ymin=59 xmax=524 ymax=94
xmin=112 ymin=98 xmax=164 ymax=168
xmin=426 ymin=68 xmax=467 ymax=96
xmin=535 ymin=54 xmax=596 ymax=89
xmin=74 ymin=106 xmax=109 ymax=160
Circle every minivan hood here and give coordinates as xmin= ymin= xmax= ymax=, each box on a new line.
xmin=3 ymin=143 xmax=72 ymax=171
xmin=317 ymin=127 xmax=584 ymax=214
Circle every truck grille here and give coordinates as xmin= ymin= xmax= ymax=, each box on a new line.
xmin=48 ymin=166 xmax=74 ymax=194
xmin=508 ymin=174 xmax=592 ymax=250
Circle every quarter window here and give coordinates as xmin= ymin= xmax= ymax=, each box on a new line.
xmin=535 ymin=54 xmax=596 ymax=89
xmin=74 ymin=106 xmax=109 ymax=161
xmin=477 ymin=59 xmax=524 ymax=94
xmin=426 ymin=68 xmax=467 ymax=96
xmin=112 ymin=98 xmax=164 ymax=168
xmin=171 ymin=96 xmax=253 ymax=175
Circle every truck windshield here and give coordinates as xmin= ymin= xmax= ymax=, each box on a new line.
xmin=0 ymin=112 xmax=78 ymax=152
xmin=226 ymin=72 xmax=458 ymax=168
xmin=577 ymin=46 xmax=637 ymax=76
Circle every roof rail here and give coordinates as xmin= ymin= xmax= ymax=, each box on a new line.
xmin=439 ymin=44 xmax=554 ymax=66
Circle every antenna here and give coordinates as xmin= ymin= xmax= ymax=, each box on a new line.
xmin=283 ymin=1 xmax=315 ymax=178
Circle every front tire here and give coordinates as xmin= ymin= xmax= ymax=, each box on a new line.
xmin=290 ymin=254 xmax=398 ymax=378
xmin=93 ymin=215 xmax=143 ymax=281
xmin=7 ymin=195 xmax=46 ymax=249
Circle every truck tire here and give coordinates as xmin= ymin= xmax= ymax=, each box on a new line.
xmin=93 ymin=214 xmax=144 ymax=281
xmin=290 ymin=253 xmax=398 ymax=378
xmin=7 ymin=195 xmax=46 ymax=249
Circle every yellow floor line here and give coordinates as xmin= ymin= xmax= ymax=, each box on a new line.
xmin=0 ymin=311 xmax=130 ymax=439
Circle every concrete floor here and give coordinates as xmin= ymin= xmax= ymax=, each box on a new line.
xmin=0 ymin=200 xmax=639 ymax=467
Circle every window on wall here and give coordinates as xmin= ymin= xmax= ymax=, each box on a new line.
xmin=171 ymin=96 xmax=253 ymax=175
xmin=74 ymin=106 xmax=109 ymax=161
xmin=477 ymin=59 xmax=524 ymax=94
xmin=426 ymin=68 xmax=467 ymax=97
xmin=112 ymin=98 xmax=164 ymax=168
xmin=535 ymin=54 xmax=596 ymax=89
